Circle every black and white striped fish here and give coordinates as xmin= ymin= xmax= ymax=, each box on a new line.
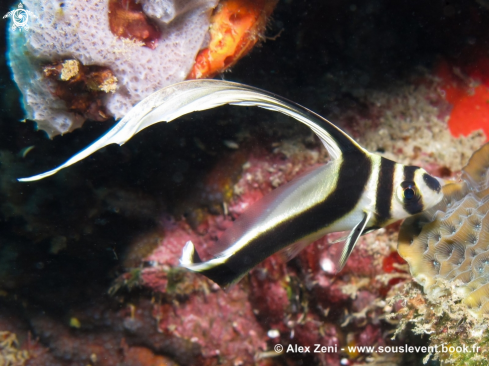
xmin=18 ymin=80 xmax=443 ymax=288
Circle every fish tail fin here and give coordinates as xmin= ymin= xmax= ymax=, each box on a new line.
xmin=179 ymin=241 xmax=243 ymax=289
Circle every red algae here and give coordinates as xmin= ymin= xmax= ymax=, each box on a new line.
xmin=136 ymin=137 xmax=401 ymax=365
xmin=108 ymin=0 xmax=162 ymax=49
xmin=8 ymin=2 xmax=489 ymax=366
xmin=140 ymin=219 xmax=269 ymax=365
xmin=448 ymin=85 xmax=489 ymax=138
xmin=122 ymin=344 xmax=178 ymax=366
xmin=155 ymin=287 xmax=268 ymax=365
xmin=382 ymin=252 xmax=406 ymax=274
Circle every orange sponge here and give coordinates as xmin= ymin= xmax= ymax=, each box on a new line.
xmin=188 ymin=0 xmax=278 ymax=79
xmin=437 ymin=56 xmax=489 ymax=140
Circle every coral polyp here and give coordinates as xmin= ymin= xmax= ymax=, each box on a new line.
xmin=399 ymin=143 xmax=489 ymax=317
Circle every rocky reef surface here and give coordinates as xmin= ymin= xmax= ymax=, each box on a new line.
xmin=1 ymin=0 xmax=489 ymax=366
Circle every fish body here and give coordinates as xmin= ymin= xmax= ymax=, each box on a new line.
xmin=17 ymin=80 xmax=444 ymax=288
xmin=181 ymin=146 xmax=442 ymax=287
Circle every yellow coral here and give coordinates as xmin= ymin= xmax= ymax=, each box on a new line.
xmin=399 ymin=143 xmax=489 ymax=317
xmin=0 ymin=331 xmax=29 ymax=366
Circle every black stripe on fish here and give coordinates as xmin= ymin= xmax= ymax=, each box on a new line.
xmin=402 ymin=165 xmax=424 ymax=214
xmin=374 ymin=157 xmax=396 ymax=226
xmin=403 ymin=165 xmax=419 ymax=182
xmin=197 ymin=264 xmax=244 ymax=288
xmin=423 ymin=173 xmax=441 ymax=193
xmin=198 ymin=151 xmax=373 ymax=287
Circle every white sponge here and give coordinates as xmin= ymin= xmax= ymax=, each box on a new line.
xmin=8 ymin=0 xmax=218 ymax=137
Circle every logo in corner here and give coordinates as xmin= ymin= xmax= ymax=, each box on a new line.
xmin=3 ymin=3 xmax=36 ymax=32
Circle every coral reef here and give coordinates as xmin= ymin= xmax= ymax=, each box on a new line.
xmin=355 ymin=82 xmax=485 ymax=173
xmin=135 ymin=136 xmax=414 ymax=366
xmin=108 ymin=0 xmax=162 ymax=49
xmin=3 ymin=66 xmax=486 ymax=366
xmin=42 ymin=59 xmax=118 ymax=122
xmin=0 ymin=331 xmax=29 ymax=366
xmin=399 ymin=143 xmax=489 ymax=317
xmin=4 ymin=1 xmax=489 ymax=365
xmin=8 ymin=0 xmax=219 ymax=136
xmin=389 ymin=280 xmax=489 ymax=366
xmin=7 ymin=0 xmax=279 ymax=137
xmin=396 ymin=143 xmax=489 ymax=365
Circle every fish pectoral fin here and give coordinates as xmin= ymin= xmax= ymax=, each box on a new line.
xmin=329 ymin=211 xmax=372 ymax=273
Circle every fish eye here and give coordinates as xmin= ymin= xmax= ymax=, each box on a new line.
xmin=397 ymin=181 xmax=419 ymax=203
xmin=403 ymin=186 xmax=415 ymax=200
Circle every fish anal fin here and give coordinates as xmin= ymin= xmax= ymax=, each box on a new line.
xmin=327 ymin=232 xmax=349 ymax=245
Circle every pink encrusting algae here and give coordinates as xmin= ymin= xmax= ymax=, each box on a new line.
xmin=137 ymin=138 xmax=409 ymax=366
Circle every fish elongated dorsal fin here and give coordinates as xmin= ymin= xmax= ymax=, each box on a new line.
xmin=18 ymin=80 xmax=366 ymax=182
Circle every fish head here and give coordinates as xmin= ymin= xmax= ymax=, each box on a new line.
xmin=391 ymin=165 xmax=443 ymax=219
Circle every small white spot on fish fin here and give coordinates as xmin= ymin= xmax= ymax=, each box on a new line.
xmin=328 ymin=211 xmax=372 ymax=273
